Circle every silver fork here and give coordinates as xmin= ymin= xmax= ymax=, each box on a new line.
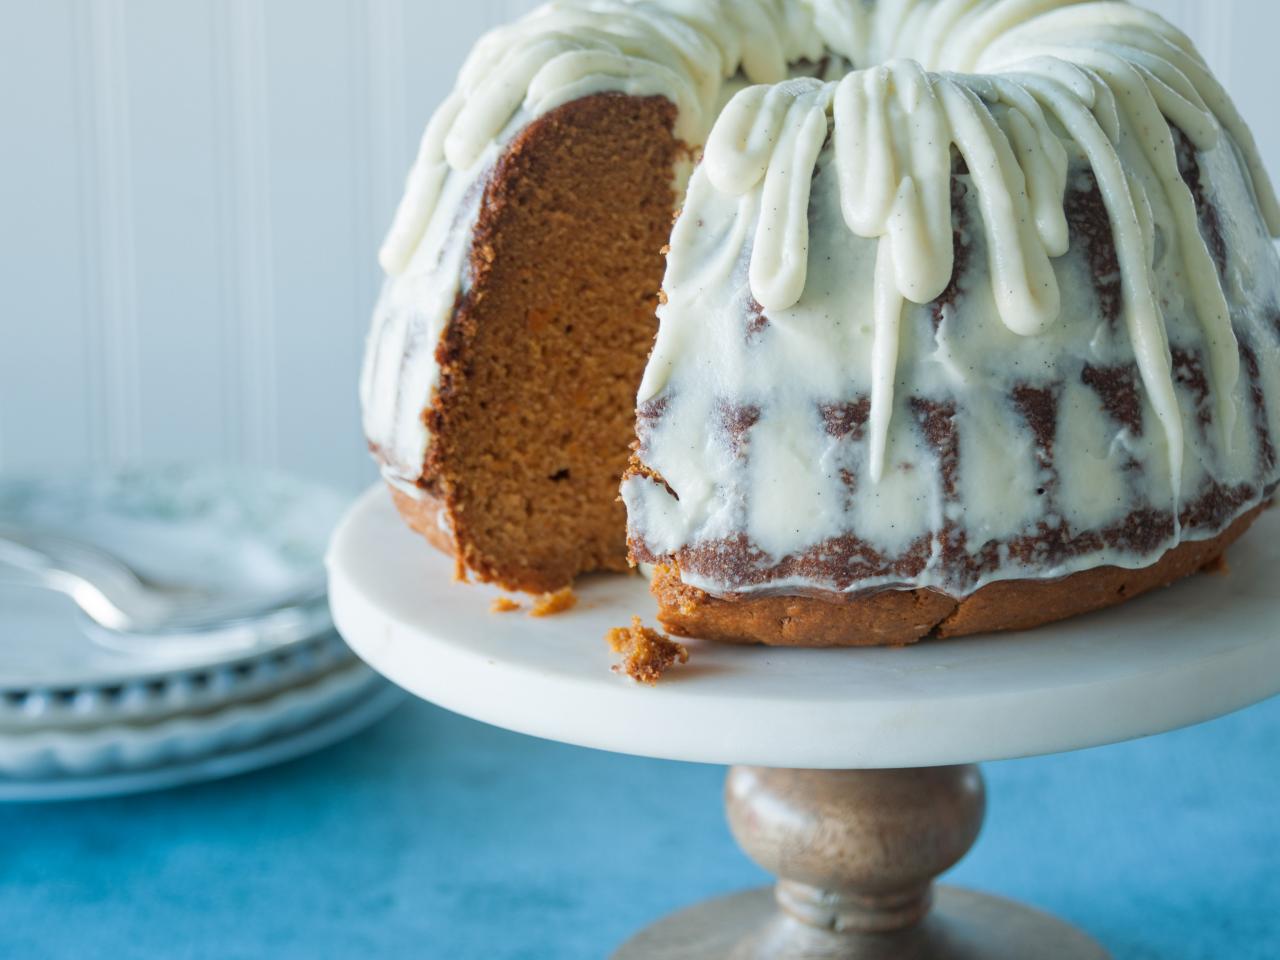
xmin=0 ymin=528 xmax=328 ymax=650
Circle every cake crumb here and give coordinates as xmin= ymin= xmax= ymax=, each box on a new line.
xmin=490 ymin=596 xmax=522 ymax=613
xmin=607 ymin=617 xmax=689 ymax=685
xmin=529 ymin=587 xmax=577 ymax=617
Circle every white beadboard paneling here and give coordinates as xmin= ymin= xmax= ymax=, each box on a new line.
xmin=360 ymin=0 xmax=408 ymax=301
xmin=0 ymin=0 xmax=94 ymax=472
xmin=216 ymin=0 xmax=280 ymax=470
xmin=79 ymin=0 xmax=143 ymax=463
xmin=124 ymin=0 xmax=231 ymax=463
xmin=261 ymin=0 xmax=366 ymax=488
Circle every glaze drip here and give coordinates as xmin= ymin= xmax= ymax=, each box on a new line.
xmin=360 ymin=0 xmax=1280 ymax=601
xmin=673 ymin=3 xmax=1280 ymax=491
xmin=626 ymin=2 xmax=1280 ymax=598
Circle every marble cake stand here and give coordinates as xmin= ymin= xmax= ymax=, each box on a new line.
xmin=328 ymin=487 xmax=1280 ymax=959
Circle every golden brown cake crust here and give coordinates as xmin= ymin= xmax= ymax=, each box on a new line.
xmin=650 ymin=504 xmax=1267 ymax=647
xmin=391 ymin=486 xmax=454 ymax=555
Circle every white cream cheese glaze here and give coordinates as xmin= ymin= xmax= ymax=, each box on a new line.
xmin=360 ymin=0 xmax=1280 ymax=600
xmin=622 ymin=1 xmax=1280 ymax=597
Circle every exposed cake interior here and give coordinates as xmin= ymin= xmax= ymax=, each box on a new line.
xmin=418 ymin=94 xmax=679 ymax=592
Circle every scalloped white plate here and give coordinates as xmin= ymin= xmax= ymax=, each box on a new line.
xmin=0 ymin=659 xmax=403 ymax=801
xmin=0 ymin=465 xmax=352 ymax=731
xmin=0 ymin=464 xmax=348 ymax=689
xmin=0 ymin=629 xmax=357 ymax=733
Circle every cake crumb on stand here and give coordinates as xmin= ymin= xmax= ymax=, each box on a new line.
xmin=453 ymin=555 xmax=470 ymax=583
xmin=529 ymin=587 xmax=578 ymax=617
xmin=490 ymin=596 xmax=523 ymax=613
xmin=607 ymin=617 xmax=689 ymax=685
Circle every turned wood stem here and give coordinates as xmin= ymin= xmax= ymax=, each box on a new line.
xmin=615 ymin=765 xmax=1107 ymax=959
xmin=725 ymin=766 xmax=986 ymax=944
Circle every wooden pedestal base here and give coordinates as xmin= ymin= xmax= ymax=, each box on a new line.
xmin=614 ymin=766 xmax=1109 ymax=960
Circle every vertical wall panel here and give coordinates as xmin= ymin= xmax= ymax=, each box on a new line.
xmin=79 ymin=0 xmax=143 ymax=464
xmin=361 ymin=0 xmax=410 ymax=299
xmin=124 ymin=0 xmax=231 ymax=463
xmin=361 ymin=0 xmax=405 ymax=284
xmin=81 ymin=0 xmax=142 ymax=465
xmin=215 ymin=0 xmax=280 ymax=471
xmin=260 ymin=0 xmax=365 ymax=487
xmin=0 ymin=0 xmax=94 ymax=472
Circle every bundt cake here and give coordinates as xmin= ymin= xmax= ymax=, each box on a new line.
xmin=361 ymin=0 xmax=1280 ymax=646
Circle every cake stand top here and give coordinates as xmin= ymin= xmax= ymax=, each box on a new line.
xmin=328 ymin=486 xmax=1280 ymax=769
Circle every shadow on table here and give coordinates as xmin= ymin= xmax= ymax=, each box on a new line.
xmin=1 ymin=699 xmax=740 ymax=960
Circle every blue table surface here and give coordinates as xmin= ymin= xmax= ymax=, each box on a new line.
xmin=4 ymin=692 xmax=1278 ymax=960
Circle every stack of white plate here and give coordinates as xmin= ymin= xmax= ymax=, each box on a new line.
xmin=0 ymin=466 xmax=401 ymax=801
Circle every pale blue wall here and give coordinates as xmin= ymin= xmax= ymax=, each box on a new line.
xmin=0 ymin=0 xmax=1272 ymax=491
